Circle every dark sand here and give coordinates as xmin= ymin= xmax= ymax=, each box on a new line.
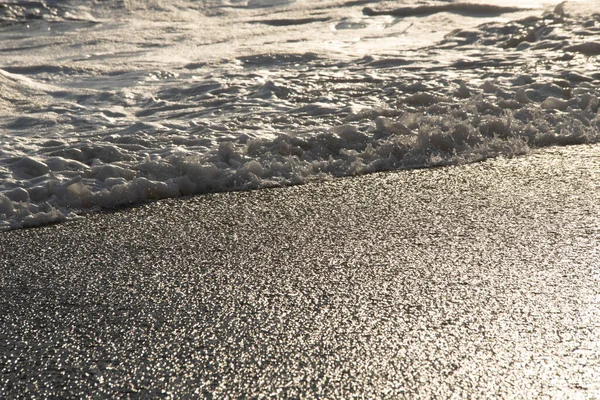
xmin=2 ymin=145 xmax=600 ymax=398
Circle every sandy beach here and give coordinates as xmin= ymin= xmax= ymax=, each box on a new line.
xmin=2 ymin=144 xmax=600 ymax=397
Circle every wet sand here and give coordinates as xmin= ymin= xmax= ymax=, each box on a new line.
xmin=2 ymin=145 xmax=600 ymax=397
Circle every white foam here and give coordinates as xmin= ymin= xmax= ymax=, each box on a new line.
xmin=1 ymin=0 xmax=599 ymax=230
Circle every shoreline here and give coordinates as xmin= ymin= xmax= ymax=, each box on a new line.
xmin=2 ymin=144 xmax=600 ymax=397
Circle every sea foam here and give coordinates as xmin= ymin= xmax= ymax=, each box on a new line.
xmin=1 ymin=0 xmax=599 ymax=230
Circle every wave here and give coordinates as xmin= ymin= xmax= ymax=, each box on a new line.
xmin=1 ymin=2 xmax=599 ymax=230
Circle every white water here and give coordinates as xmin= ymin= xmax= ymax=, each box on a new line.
xmin=1 ymin=0 xmax=599 ymax=230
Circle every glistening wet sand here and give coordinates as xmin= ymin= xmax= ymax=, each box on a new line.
xmin=2 ymin=145 xmax=600 ymax=397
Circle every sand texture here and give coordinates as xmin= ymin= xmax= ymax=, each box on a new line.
xmin=2 ymin=145 xmax=600 ymax=397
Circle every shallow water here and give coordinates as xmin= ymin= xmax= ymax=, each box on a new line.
xmin=1 ymin=0 xmax=599 ymax=230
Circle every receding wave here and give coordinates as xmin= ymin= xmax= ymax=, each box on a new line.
xmin=1 ymin=2 xmax=599 ymax=230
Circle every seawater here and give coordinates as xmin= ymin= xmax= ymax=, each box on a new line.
xmin=1 ymin=0 xmax=599 ymax=230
